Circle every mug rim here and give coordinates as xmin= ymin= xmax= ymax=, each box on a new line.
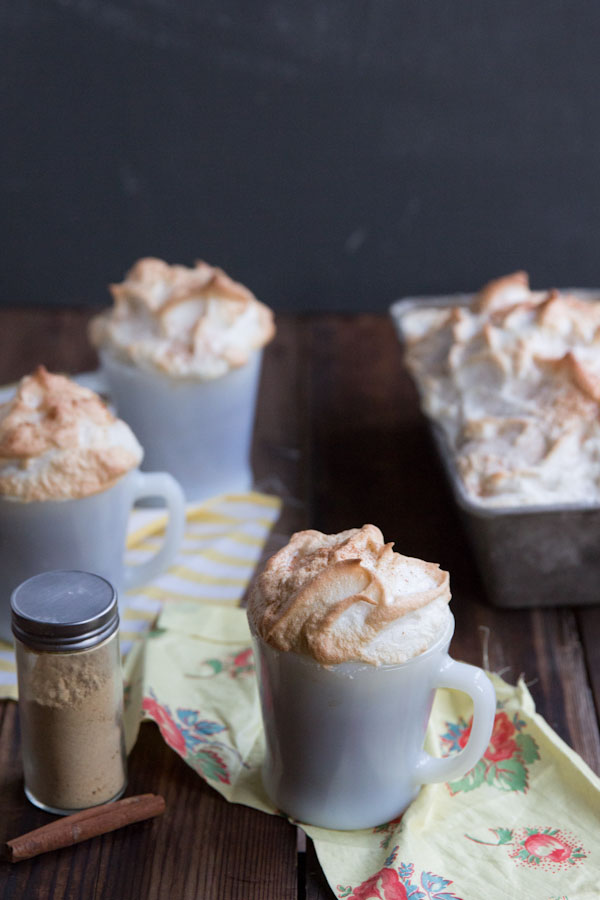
xmin=251 ymin=609 xmax=456 ymax=672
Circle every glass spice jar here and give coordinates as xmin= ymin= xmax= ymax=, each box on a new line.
xmin=11 ymin=570 xmax=128 ymax=815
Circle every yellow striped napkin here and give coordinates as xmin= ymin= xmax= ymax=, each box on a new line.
xmin=0 ymin=491 xmax=281 ymax=706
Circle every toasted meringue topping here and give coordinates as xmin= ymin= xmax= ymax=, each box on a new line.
xmin=89 ymin=257 xmax=276 ymax=379
xmin=401 ymin=272 xmax=600 ymax=507
xmin=0 ymin=367 xmax=143 ymax=501
xmin=247 ymin=525 xmax=451 ymax=666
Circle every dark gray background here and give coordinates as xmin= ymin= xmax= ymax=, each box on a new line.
xmin=2 ymin=2 xmax=598 ymax=311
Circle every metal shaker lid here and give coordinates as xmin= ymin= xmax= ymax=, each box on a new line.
xmin=11 ymin=570 xmax=119 ymax=652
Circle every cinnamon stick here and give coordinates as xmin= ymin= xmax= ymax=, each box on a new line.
xmin=5 ymin=793 xmax=165 ymax=862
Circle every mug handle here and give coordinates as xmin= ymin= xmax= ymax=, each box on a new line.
xmin=414 ymin=656 xmax=496 ymax=784
xmin=122 ymin=471 xmax=186 ymax=592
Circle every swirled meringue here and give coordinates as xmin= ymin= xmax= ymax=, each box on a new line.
xmin=247 ymin=524 xmax=451 ymax=666
xmin=0 ymin=367 xmax=143 ymax=501
xmin=89 ymin=257 xmax=275 ymax=379
xmin=401 ymin=272 xmax=600 ymax=507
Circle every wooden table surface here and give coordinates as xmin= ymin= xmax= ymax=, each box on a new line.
xmin=0 ymin=310 xmax=599 ymax=899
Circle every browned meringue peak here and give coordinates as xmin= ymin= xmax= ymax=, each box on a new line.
xmin=535 ymin=354 xmax=600 ymax=411
xmin=474 ymin=270 xmax=532 ymax=314
xmin=0 ymin=367 xmax=143 ymax=501
xmin=564 ymin=352 xmax=600 ymax=403
xmin=476 ymin=275 xmax=600 ymax=346
xmin=111 ymin=257 xmax=255 ymax=313
xmin=89 ymin=257 xmax=276 ymax=378
xmin=248 ymin=525 xmax=451 ymax=666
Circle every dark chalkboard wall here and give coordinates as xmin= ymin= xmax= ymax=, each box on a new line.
xmin=2 ymin=2 xmax=599 ymax=311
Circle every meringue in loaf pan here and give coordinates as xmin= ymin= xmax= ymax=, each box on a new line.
xmin=391 ymin=273 xmax=600 ymax=608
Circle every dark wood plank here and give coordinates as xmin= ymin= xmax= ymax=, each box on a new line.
xmin=251 ymin=316 xmax=311 ymax=570
xmin=304 ymin=841 xmax=335 ymax=900
xmin=0 ymin=308 xmax=98 ymax=381
xmin=575 ymin=606 xmax=600 ymax=737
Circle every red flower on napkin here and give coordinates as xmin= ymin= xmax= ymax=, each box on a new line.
xmin=458 ymin=710 xmax=517 ymax=762
xmin=347 ymin=867 xmax=408 ymax=900
xmin=142 ymin=695 xmax=186 ymax=755
xmin=232 ymin=648 xmax=253 ymax=669
xmin=339 ymin=861 xmax=462 ymax=900
xmin=522 ymin=832 xmax=572 ymax=863
xmin=442 ymin=705 xmax=540 ymax=795
xmin=465 ymin=825 xmax=587 ymax=869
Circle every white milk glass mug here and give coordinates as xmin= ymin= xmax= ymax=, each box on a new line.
xmin=99 ymin=350 xmax=263 ymax=503
xmin=0 ymin=469 xmax=185 ymax=642
xmin=252 ymin=613 xmax=495 ymax=830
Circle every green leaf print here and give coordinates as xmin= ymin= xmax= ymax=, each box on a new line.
xmin=447 ymin=758 xmax=486 ymax=794
xmin=464 ymin=827 xmax=514 ymax=846
xmin=485 ymin=764 xmax=497 ymax=786
xmin=204 ymin=659 xmax=223 ymax=675
xmin=195 ymin=748 xmax=230 ymax=784
xmin=515 ymin=732 xmax=539 ymax=764
xmin=493 ymin=828 xmax=513 ymax=845
xmin=492 ymin=757 xmax=528 ymax=792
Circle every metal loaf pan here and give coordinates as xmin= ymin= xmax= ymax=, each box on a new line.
xmin=390 ymin=293 xmax=600 ymax=609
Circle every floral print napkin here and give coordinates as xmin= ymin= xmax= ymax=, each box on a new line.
xmin=141 ymin=603 xmax=600 ymax=900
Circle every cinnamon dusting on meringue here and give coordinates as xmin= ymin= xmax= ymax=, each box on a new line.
xmin=247 ymin=525 xmax=451 ymax=666
xmin=402 ymin=272 xmax=600 ymax=506
xmin=89 ymin=257 xmax=275 ymax=379
xmin=0 ymin=367 xmax=143 ymax=501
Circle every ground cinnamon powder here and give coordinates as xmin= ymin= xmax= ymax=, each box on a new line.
xmin=17 ymin=635 xmax=127 ymax=812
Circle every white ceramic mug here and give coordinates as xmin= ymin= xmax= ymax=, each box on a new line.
xmin=99 ymin=350 xmax=263 ymax=503
xmin=0 ymin=469 xmax=185 ymax=642
xmin=252 ymin=613 xmax=495 ymax=830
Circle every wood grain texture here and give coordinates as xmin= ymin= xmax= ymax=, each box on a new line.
xmin=250 ymin=316 xmax=311 ymax=572
xmin=576 ymin=606 xmax=600 ymax=726
xmin=0 ymin=310 xmax=598 ymax=900
xmin=304 ymin=841 xmax=336 ymax=900
xmin=0 ymin=308 xmax=98 ymax=380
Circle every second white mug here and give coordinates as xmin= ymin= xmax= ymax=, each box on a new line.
xmin=99 ymin=350 xmax=263 ymax=503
